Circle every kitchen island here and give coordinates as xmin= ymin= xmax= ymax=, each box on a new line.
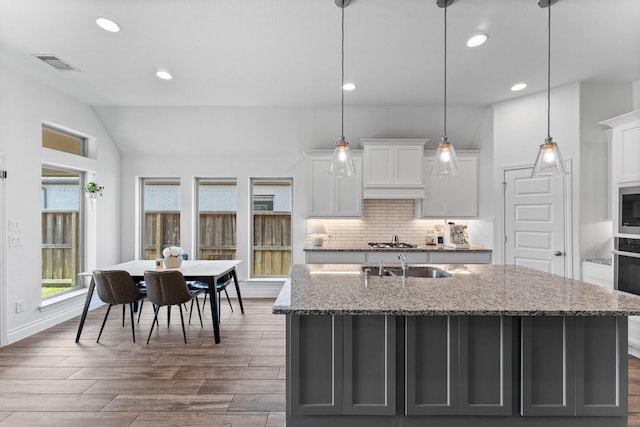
xmin=273 ymin=263 xmax=640 ymax=427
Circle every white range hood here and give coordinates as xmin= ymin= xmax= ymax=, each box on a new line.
xmin=361 ymin=138 xmax=427 ymax=199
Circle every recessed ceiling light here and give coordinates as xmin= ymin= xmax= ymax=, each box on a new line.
xmin=511 ymin=82 xmax=527 ymax=91
xmin=342 ymin=83 xmax=356 ymax=91
xmin=156 ymin=71 xmax=173 ymax=80
xmin=96 ymin=17 xmax=120 ymax=33
xmin=466 ymin=34 xmax=488 ymax=48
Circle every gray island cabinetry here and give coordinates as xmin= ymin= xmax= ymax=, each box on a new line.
xmin=273 ymin=264 xmax=640 ymax=427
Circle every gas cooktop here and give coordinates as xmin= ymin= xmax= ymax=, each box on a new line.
xmin=368 ymin=242 xmax=418 ymax=249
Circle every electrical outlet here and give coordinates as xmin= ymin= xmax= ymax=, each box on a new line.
xmin=16 ymin=300 xmax=25 ymax=313
xmin=9 ymin=235 xmax=22 ymax=246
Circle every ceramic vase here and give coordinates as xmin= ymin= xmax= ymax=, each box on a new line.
xmin=163 ymin=256 xmax=182 ymax=268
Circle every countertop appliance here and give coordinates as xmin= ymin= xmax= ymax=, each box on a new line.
xmin=444 ymin=223 xmax=469 ymax=249
xmin=613 ymin=237 xmax=640 ymax=295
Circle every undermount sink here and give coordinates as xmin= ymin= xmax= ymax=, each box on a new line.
xmin=362 ymin=266 xmax=452 ymax=278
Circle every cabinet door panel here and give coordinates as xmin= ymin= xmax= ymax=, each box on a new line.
xmin=335 ymin=157 xmax=362 ymax=216
xmin=289 ymin=315 xmax=343 ymax=415
xmin=422 ymin=159 xmax=450 ymax=217
xmin=396 ymin=146 xmax=423 ymax=185
xmin=343 ymin=315 xmax=396 ymax=415
xmin=575 ymin=316 xmax=628 ymax=416
xmin=521 ymin=316 xmax=575 ymax=416
xmin=366 ymin=146 xmax=394 ymax=185
xmin=450 ymin=157 xmax=478 ymax=217
xmin=308 ymin=157 xmax=333 ymax=216
xmin=405 ymin=316 xmax=459 ymax=415
xmin=459 ymin=316 xmax=512 ymax=415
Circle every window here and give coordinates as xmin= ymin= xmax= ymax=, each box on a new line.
xmin=42 ymin=126 xmax=86 ymax=156
xmin=141 ymin=179 xmax=180 ymax=260
xmin=251 ymin=179 xmax=292 ymax=277
xmin=41 ymin=166 xmax=84 ymax=298
xmin=196 ymin=179 xmax=237 ymax=259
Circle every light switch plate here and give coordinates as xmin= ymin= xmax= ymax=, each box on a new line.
xmin=8 ymin=220 xmax=22 ymax=231
xmin=9 ymin=235 xmax=22 ymax=246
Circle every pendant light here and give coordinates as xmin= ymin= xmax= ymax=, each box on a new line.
xmin=431 ymin=0 xmax=460 ymax=176
xmin=329 ymin=0 xmax=356 ymax=177
xmin=531 ymin=0 xmax=567 ymax=177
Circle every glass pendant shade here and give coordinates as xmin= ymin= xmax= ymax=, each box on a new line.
xmin=329 ymin=136 xmax=356 ymax=177
xmin=431 ymin=137 xmax=460 ymax=176
xmin=531 ymin=137 xmax=567 ymax=176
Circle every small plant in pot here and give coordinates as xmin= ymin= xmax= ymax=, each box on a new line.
xmin=84 ymin=181 xmax=104 ymax=198
xmin=162 ymin=246 xmax=184 ymax=268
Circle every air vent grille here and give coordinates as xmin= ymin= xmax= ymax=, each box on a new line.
xmin=34 ymin=55 xmax=80 ymax=71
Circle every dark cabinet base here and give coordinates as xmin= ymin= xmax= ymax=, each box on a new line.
xmin=286 ymin=315 xmax=629 ymax=427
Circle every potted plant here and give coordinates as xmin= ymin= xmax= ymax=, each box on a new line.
xmin=84 ymin=181 xmax=104 ymax=198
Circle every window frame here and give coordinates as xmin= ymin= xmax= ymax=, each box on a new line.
xmin=195 ymin=177 xmax=238 ymax=260
xmin=250 ymin=177 xmax=293 ymax=278
xmin=42 ymin=124 xmax=88 ymax=157
xmin=40 ymin=164 xmax=86 ymax=299
xmin=139 ymin=178 xmax=181 ymax=260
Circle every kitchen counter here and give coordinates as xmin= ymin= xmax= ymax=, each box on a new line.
xmin=276 ymin=264 xmax=636 ymax=425
xmin=274 ymin=263 xmax=640 ymax=316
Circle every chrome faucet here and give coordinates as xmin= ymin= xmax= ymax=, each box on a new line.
xmin=392 ymin=235 xmax=399 ymax=244
xmin=398 ymin=254 xmax=407 ymax=276
xmin=378 ymin=261 xmax=384 ymax=276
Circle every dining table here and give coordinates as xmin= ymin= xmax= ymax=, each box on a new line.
xmin=75 ymin=259 xmax=243 ymax=344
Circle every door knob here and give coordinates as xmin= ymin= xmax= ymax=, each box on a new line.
xmin=553 ymin=251 xmax=563 ymax=256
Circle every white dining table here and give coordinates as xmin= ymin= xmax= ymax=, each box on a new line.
xmin=75 ymin=259 xmax=243 ymax=344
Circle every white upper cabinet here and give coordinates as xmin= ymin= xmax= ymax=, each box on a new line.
xmin=306 ymin=151 xmax=362 ymax=217
xmin=361 ymin=139 xmax=427 ymax=199
xmin=600 ymin=110 xmax=640 ymax=184
xmin=417 ymin=154 xmax=478 ymax=218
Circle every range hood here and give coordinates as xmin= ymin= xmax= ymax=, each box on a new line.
xmin=361 ymin=138 xmax=427 ymax=199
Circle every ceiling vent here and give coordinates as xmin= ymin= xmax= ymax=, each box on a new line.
xmin=33 ymin=55 xmax=80 ymax=71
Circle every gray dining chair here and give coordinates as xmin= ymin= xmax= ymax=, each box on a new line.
xmin=93 ymin=270 xmax=147 ymax=343
xmin=144 ymin=270 xmax=204 ymax=344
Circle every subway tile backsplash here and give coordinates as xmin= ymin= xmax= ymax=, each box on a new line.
xmin=306 ymin=200 xmax=463 ymax=247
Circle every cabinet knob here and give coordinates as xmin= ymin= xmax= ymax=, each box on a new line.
xmin=553 ymin=251 xmax=564 ymax=256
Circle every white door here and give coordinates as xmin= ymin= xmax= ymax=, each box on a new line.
xmin=503 ymin=167 xmax=567 ymax=275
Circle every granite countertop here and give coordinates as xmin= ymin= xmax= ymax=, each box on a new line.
xmin=273 ymin=263 xmax=640 ymax=316
xmin=304 ymin=244 xmax=491 ymax=252
xmin=582 ymin=257 xmax=612 ymax=266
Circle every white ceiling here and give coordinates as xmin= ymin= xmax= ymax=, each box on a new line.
xmin=0 ymin=0 xmax=639 ymax=108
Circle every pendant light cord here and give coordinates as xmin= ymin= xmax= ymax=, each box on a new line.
xmin=443 ymin=5 xmax=447 ymax=139
xmin=546 ymin=3 xmax=551 ymax=141
xmin=341 ymin=4 xmax=345 ymax=140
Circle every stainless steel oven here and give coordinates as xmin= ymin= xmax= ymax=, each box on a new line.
xmin=614 ymin=237 xmax=640 ymax=295
xmin=619 ymin=186 xmax=640 ymax=234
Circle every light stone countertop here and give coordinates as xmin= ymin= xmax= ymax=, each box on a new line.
xmin=303 ymin=244 xmax=491 ymax=252
xmin=273 ymin=263 xmax=640 ymax=316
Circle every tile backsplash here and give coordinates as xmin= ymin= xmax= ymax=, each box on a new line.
xmin=306 ymin=200 xmax=464 ymax=247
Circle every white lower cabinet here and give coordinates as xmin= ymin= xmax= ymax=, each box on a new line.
xmin=305 ymin=250 xmax=491 ymax=264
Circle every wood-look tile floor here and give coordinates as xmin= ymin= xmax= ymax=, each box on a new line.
xmin=0 ymin=298 xmax=285 ymax=426
xmin=3 ymin=302 xmax=640 ymax=426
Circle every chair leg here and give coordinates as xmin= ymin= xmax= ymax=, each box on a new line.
xmin=201 ymin=293 xmax=208 ymax=312
xmin=129 ymin=303 xmax=136 ymax=343
xmin=97 ymin=304 xmax=113 ymax=343
xmin=122 ymin=304 xmax=126 ymax=327
xmin=217 ymin=290 xmax=222 ymax=323
xmin=195 ymin=295 xmax=203 ymax=328
xmin=224 ymin=288 xmax=233 ymax=312
xmin=178 ymin=304 xmax=187 ymax=344
xmin=188 ymin=298 xmax=195 ymax=325
xmin=137 ymin=300 xmax=144 ymax=324
xmin=167 ymin=305 xmax=171 ymax=327
xmin=147 ymin=304 xmax=161 ymax=345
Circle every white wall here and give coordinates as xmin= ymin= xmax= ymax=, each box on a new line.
xmin=466 ymin=106 xmax=494 ymax=250
xmin=0 ymin=61 xmax=121 ymax=343
xmin=634 ymin=80 xmax=640 ymax=110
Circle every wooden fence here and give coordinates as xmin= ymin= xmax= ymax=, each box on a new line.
xmin=253 ymin=211 xmax=291 ymax=276
xmin=145 ymin=211 xmax=291 ymax=276
xmin=42 ymin=211 xmax=79 ymax=286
